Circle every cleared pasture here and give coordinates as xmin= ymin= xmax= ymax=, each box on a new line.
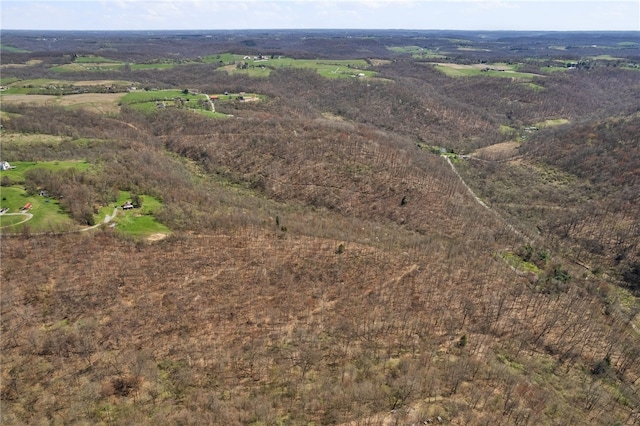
xmin=218 ymin=56 xmax=377 ymax=79
xmin=58 ymin=93 xmax=124 ymax=114
xmin=0 ymin=93 xmax=124 ymax=113
xmin=0 ymin=186 xmax=75 ymax=232
xmin=51 ymin=62 xmax=124 ymax=72
xmin=0 ymin=94 xmax=60 ymax=106
xmin=0 ymin=60 xmax=44 ymax=69
xmin=0 ymin=133 xmax=65 ymax=145
xmin=108 ymin=191 xmax=170 ymax=238
xmin=534 ymin=118 xmax=570 ymax=128
xmin=0 ymin=161 xmax=92 ymax=184
xmin=433 ymin=62 xmax=540 ymax=79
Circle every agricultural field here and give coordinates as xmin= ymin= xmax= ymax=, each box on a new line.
xmin=49 ymin=55 xmax=180 ymax=72
xmin=386 ymin=45 xmax=447 ymax=59
xmin=217 ymin=55 xmax=377 ymax=78
xmin=1 ymin=93 xmax=125 ymax=114
xmin=432 ymin=62 xmax=541 ymax=79
xmin=119 ymin=89 xmax=262 ymax=116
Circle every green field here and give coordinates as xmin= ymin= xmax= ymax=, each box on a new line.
xmin=0 ymin=44 xmax=30 ymax=53
xmin=217 ymin=55 xmax=377 ymax=79
xmin=120 ymin=89 xmax=209 ymax=113
xmin=0 ymin=161 xmax=93 ymax=231
xmin=120 ymin=89 xmax=262 ymax=116
xmin=51 ymin=62 xmax=124 ymax=73
xmin=120 ymin=90 xmax=195 ymax=104
xmin=433 ymin=62 xmax=540 ymax=79
xmin=0 ymin=186 xmax=75 ymax=231
xmin=534 ymin=118 xmax=570 ymax=128
xmin=11 ymin=50 xmax=377 ymax=80
xmin=0 ymin=160 xmax=92 ymax=183
xmin=51 ymin=55 xmax=183 ymax=73
xmin=109 ymin=191 xmax=170 ymax=238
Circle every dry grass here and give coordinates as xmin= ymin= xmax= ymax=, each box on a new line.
xmin=0 ymin=60 xmax=43 ymax=69
xmin=473 ymin=141 xmax=521 ymax=161
xmin=58 ymin=93 xmax=124 ymax=114
xmin=1 ymin=94 xmax=59 ymax=106
xmin=1 ymin=93 xmax=124 ymax=114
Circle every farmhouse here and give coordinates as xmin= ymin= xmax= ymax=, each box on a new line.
xmin=122 ymin=201 xmax=134 ymax=210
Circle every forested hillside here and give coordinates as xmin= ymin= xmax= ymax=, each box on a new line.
xmin=1 ymin=30 xmax=639 ymax=425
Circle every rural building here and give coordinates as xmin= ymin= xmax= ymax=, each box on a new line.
xmin=1 ymin=161 xmax=15 ymax=170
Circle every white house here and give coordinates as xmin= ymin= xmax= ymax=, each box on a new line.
xmin=0 ymin=161 xmax=15 ymax=171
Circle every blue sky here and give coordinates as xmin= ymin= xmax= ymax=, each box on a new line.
xmin=1 ymin=1 xmax=639 ymax=31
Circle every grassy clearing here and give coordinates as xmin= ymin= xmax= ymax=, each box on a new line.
xmin=0 ymin=186 xmax=75 ymax=231
xmin=74 ymin=55 xmax=116 ymax=63
xmin=120 ymin=90 xmax=194 ymax=104
xmin=110 ymin=191 xmax=170 ymax=238
xmin=434 ymin=62 xmax=539 ymax=80
xmin=0 ymin=161 xmax=92 ymax=184
xmin=2 ymin=78 xmax=133 ymax=88
xmin=0 ymin=161 xmax=92 ymax=230
xmin=120 ymin=90 xmax=205 ymax=112
xmin=500 ymin=125 xmax=517 ymax=134
xmin=534 ymin=118 xmax=570 ymax=128
xmin=218 ymin=55 xmax=376 ymax=79
xmin=0 ymin=77 xmax=20 ymax=86
xmin=0 ymin=174 xmax=169 ymax=235
xmin=500 ymin=251 xmax=542 ymax=275
xmin=0 ymin=94 xmax=60 ymax=105
xmin=51 ymin=62 xmax=124 ymax=73
xmin=58 ymin=93 xmax=124 ymax=114
xmin=0 ymin=44 xmax=29 ymax=53
xmin=120 ymin=90 xmax=261 ymax=116
xmin=524 ymin=82 xmax=546 ymax=91
xmin=0 ymin=133 xmax=66 ymax=145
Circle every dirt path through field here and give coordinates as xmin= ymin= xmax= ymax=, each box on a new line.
xmin=0 ymin=212 xmax=33 ymax=229
xmin=444 ymin=155 xmax=533 ymax=244
xmin=81 ymin=207 xmax=118 ymax=232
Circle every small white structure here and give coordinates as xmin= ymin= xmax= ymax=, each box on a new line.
xmin=1 ymin=161 xmax=15 ymax=171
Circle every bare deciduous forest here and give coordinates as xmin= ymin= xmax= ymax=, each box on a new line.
xmin=1 ymin=30 xmax=639 ymax=425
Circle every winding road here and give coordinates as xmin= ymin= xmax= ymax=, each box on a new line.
xmin=0 ymin=212 xmax=34 ymax=229
xmin=0 ymin=207 xmax=117 ymax=232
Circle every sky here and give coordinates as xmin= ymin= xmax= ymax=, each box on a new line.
xmin=1 ymin=0 xmax=639 ymax=32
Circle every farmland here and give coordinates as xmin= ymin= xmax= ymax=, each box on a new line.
xmin=433 ymin=62 xmax=541 ymax=79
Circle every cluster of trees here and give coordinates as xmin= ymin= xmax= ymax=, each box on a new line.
xmin=2 ymin=221 xmax=639 ymax=424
